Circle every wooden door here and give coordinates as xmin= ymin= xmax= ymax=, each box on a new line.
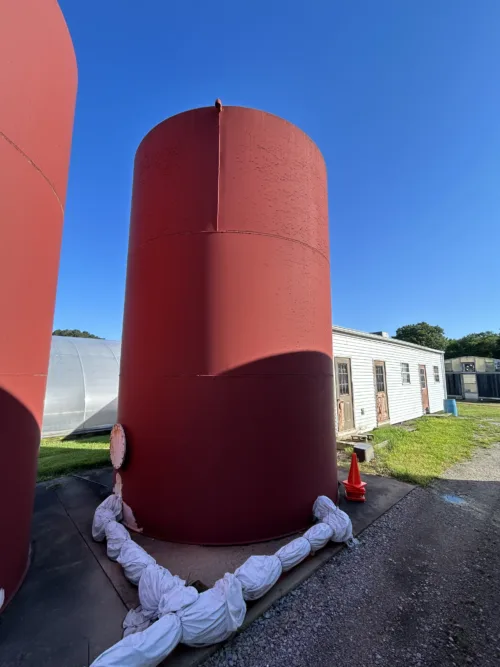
xmin=374 ymin=360 xmax=389 ymax=424
xmin=419 ymin=364 xmax=430 ymax=413
xmin=335 ymin=358 xmax=354 ymax=432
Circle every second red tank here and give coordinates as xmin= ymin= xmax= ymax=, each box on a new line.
xmin=0 ymin=0 xmax=77 ymax=609
xmin=118 ymin=105 xmax=337 ymax=544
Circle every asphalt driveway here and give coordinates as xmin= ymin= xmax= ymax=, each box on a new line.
xmin=204 ymin=444 xmax=500 ymax=667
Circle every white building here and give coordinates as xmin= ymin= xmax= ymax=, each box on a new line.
xmin=332 ymin=326 xmax=446 ymax=435
xmin=42 ymin=329 xmax=447 ymax=438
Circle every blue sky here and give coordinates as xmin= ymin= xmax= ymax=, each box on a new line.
xmin=56 ymin=0 xmax=500 ymax=341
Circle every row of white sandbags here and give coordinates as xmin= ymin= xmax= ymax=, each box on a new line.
xmin=90 ymin=494 xmax=353 ymax=666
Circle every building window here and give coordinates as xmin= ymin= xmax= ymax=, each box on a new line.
xmin=375 ymin=365 xmax=386 ymax=393
xmin=434 ymin=366 xmax=440 ymax=382
xmin=462 ymin=362 xmax=475 ymax=372
xmin=338 ymin=363 xmax=350 ymax=395
xmin=401 ymin=363 xmax=411 ymax=384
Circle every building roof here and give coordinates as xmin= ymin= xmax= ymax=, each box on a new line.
xmin=332 ymin=325 xmax=445 ymax=355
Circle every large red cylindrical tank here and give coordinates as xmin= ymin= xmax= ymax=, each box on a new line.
xmin=0 ymin=1 xmax=77 ymax=608
xmin=118 ymin=106 xmax=337 ymax=544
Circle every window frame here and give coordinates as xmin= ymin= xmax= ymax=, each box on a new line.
xmin=337 ymin=362 xmax=350 ymax=396
xmin=375 ymin=364 xmax=386 ymax=393
xmin=433 ymin=366 xmax=440 ymax=382
xmin=401 ymin=362 xmax=411 ymax=385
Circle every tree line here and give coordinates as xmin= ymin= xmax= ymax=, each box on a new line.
xmin=52 ymin=329 xmax=102 ymax=339
xmin=52 ymin=323 xmax=500 ymax=359
xmin=394 ymin=323 xmax=500 ymax=359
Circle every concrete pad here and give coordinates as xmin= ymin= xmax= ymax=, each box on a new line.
xmin=0 ymin=480 xmax=127 ymax=666
xmin=0 ymin=468 xmax=413 ymax=667
xmin=53 ymin=469 xmax=138 ymax=610
xmin=134 ymin=533 xmax=294 ymax=589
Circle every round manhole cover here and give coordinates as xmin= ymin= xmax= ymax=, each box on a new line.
xmin=110 ymin=424 xmax=126 ymax=470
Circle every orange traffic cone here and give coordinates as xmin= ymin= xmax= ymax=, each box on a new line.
xmin=343 ymin=452 xmax=367 ymax=502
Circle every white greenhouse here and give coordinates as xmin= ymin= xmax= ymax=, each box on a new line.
xmin=42 ymin=336 xmax=121 ymax=437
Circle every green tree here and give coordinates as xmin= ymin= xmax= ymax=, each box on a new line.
xmin=394 ymin=322 xmax=447 ymax=350
xmin=52 ymin=329 xmax=102 ymax=339
xmin=444 ymin=331 xmax=499 ymax=359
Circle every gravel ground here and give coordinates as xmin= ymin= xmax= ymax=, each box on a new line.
xmin=203 ymin=444 xmax=500 ymax=667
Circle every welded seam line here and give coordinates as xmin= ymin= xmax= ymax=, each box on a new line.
xmin=133 ymin=229 xmax=330 ymax=264
xmin=0 ymin=131 xmax=64 ymax=212
xmin=216 ymin=106 xmax=221 ymax=232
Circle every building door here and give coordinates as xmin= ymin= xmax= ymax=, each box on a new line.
xmin=335 ymin=358 xmax=354 ymax=432
xmin=374 ymin=361 xmax=389 ymax=424
xmin=462 ymin=373 xmax=478 ymax=401
xmin=419 ymin=365 xmax=430 ymax=413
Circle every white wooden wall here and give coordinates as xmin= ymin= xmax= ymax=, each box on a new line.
xmin=332 ymin=328 xmax=447 ymax=434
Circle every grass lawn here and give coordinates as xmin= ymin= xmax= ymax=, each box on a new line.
xmin=38 ymin=403 xmax=500 ymax=484
xmin=38 ymin=434 xmax=110 ymax=482
xmin=349 ymin=402 xmax=500 ymax=486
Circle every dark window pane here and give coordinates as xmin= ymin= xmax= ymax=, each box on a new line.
xmin=338 ymin=363 xmax=350 ymax=395
xmin=420 ymin=368 xmax=426 ymax=388
xmin=401 ymin=363 xmax=410 ymax=384
xmin=375 ymin=365 xmax=385 ymax=392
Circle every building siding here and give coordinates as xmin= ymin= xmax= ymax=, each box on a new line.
xmin=332 ymin=328 xmax=447 ymax=434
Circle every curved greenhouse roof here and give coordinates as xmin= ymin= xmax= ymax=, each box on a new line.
xmin=42 ymin=336 xmax=120 ymax=438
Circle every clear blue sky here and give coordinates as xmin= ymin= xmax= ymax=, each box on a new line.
xmin=56 ymin=0 xmax=500 ymax=341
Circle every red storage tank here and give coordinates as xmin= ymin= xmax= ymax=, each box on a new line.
xmin=0 ymin=1 xmax=77 ymax=608
xmin=118 ymin=106 xmax=337 ymax=544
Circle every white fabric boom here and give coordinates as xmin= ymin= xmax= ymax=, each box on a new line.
xmin=90 ymin=493 xmax=353 ymax=666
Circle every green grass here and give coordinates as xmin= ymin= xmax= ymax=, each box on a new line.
xmin=457 ymin=402 xmax=500 ymax=419
xmin=37 ymin=403 xmax=500 ymax=484
xmin=352 ymin=403 xmax=500 ymax=486
xmin=38 ymin=434 xmax=110 ymax=482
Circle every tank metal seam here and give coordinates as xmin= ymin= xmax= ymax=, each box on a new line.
xmin=0 ymin=131 xmax=64 ymax=212
xmin=133 ymin=229 xmax=330 ymax=263
xmin=0 ymin=373 xmax=47 ymax=377
xmin=216 ymin=107 xmax=221 ymax=232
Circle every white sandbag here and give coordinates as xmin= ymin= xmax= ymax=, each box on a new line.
xmin=123 ymin=606 xmax=151 ymax=637
xmin=92 ymin=494 xmax=123 ymax=542
xmin=105 ymin=521 xmax=131 ymax=561
xmin=312 ymin=495 xmax=337 ymax=522
xmin=91 ymin=613 xmax=182 ymax=666
xmin=158 ymin=584 xmax=199 ymax=615
xmin=139 ymin=563 xmax=197 ymax=618
xmin=275 ymin=537 xmax=311 ymax=572
xmin=138 ymin=564 xmax=179 ymax=617
xmin=323 ymin=509 xmax=353 ymax=543
xmin=117 ymin=540 xmax=156 ymax=585
xmin=178 ymin=573 xmax=246 ymax=647
xmin=234 ymin=555 xmax=282 ymax=601
xmin=303 ymin=522 xmax=334 ymax=552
